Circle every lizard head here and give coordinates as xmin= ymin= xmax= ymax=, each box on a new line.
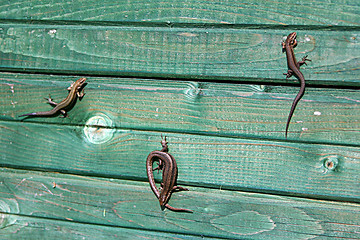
xmin=67 ymin=77 xmax=87 ymax=91
xmin=288 ymin=32 xmax=297 ymax=47
xmin=160 ymin=134 xmax=169 ymax=152
xmin=76 ymin=77 xmax=87 ymax=86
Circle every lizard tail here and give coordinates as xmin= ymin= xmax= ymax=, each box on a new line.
xmin=285 ymin=77 xmax=305 ymax=138
xmin=18 ymin=113 xmax=37 ymax=117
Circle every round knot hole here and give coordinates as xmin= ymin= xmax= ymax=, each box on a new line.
xmin=83 ymin=114 xmax=115 ymax=144
xmin=321 ymin=155 xmax=340 ymax=173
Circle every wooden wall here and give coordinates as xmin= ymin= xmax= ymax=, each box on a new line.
xmin=0 ymin=1 xmax=359 ymax=239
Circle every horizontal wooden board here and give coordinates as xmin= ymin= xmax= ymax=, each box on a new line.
xmin=0 ymin=121 xmax=359 ymax=202
xmin=0 ymin=24 xmax=359 ymax=86
xmin=1 ymin=73 xmax=359 ymax=145
xmin=0 ymin=214 xmax=207 ymax=240
xmin=0 ymin=0 xmax=359 ymax=26
xmin=0 ymin=168 xmax=359 ymax=239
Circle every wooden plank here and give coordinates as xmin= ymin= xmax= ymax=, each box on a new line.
xmin=0 ymin=214 xmax=208 ymax=240
xmin=0 ymin=24 xmax=359 ymax=86
xmin=0 ymin=121 xmax=359 ymax=202
xmin=0 ymin=168 xmax=359 ymax=239
xmin=0 ymin=0 xmax=359 ymax=26
xmin=1 ymin=73 xmax=359 ymax=145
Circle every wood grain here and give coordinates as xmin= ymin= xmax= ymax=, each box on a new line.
xmin=1 ymin=0 xmax=359 ymax=238
xmin=0 ymin=168 xmax=359 ymax=239
xmin=0 ymin=25 xmax=359 ymax=86
xmin=0 ymin=121 xmax=359 ymax=202
xmin=0 ymin=0 xmax=359 ymax=26
xmin=0 ymin=214 xmax=209 ymax=240
xmin=1 ymin=73 xmax=359 ymax=145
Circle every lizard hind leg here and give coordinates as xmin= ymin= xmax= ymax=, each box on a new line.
xmin=152 ymin=159 xmax=163 ymax=173
xmin=59 ymin=110 xmax=68 ymax=118
xmin=45 ymin=94 xmax=58 ymax=106
xmin=284 ymin=69 xmax=294 ymax=78
xmin=172 ymin=185 xmax=189 ymax=192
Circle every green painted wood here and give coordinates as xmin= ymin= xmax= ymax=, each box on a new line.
xmin=1 ymin=73 xmax=359 ymax=145
xmin=0 ymin=0 xmax=359 ymax=26
xmin=0 ymin=24 xmax=359 ymax=86
xmin=0 ymin=0 xmax=359 ymax=238
xmin=0 ymin=168 xmax=359 ymax=239
xmin=0 ymin=121 xmax=359 ymax=202
xmin=0 ymin=214 xmax=207 ymax=240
